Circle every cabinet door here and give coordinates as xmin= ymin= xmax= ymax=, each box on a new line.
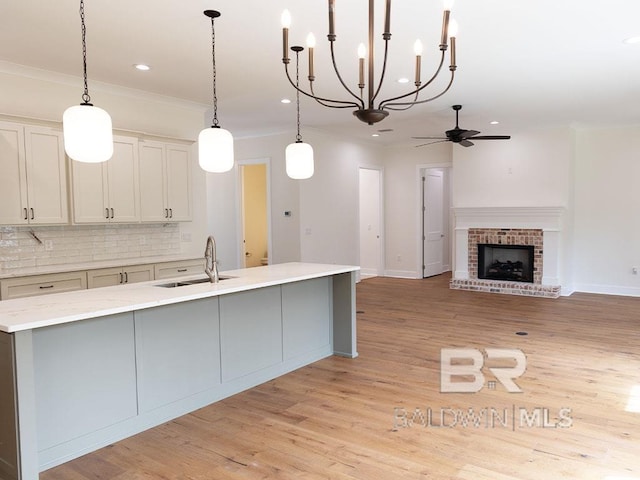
xmin=72 ymin=161 xmax=109 ymax=223
xmin=165 ymin=144 xmax=192 ymax=222
xmin=123 ymin=264 xmax=154 ymax=284
xmin=107 ymin=136 xmax=140 ymax=223
xmin=0 ymin=122 xmax=28 ymax=225
xmin=139 ymin=142 xmax=167 ymax=222
xmin=1 ymin=271 xmax=87 ymax=300
xmin=87 ymin=267 xmax=123 ymax=289
xmin=24 ymin=126 xmax=68 ymax=224
xmin=154 ymin=259 xmax=204 ymax=279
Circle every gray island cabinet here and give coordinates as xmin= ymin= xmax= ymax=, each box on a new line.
xmin=0 ymin=262 xmax=358 ymax=480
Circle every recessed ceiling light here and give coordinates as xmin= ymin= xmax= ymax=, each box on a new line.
xmin=623 ymin=36 xmax=640 ymax=44
xmin=490 ymin=121 xmax=500 ymax=125
xmin=281 ymin=98 xmax=292 ymax=104
xmin=397 ymin=77 xmax=410 ymax=84
xmin=134 ymin=64 xmax=151 ymax=71
xmin=371 ymin=133 xmax=380 ymax=137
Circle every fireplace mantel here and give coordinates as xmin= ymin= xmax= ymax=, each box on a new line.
xmin=452 ymin=207 xmax=565 ymax=297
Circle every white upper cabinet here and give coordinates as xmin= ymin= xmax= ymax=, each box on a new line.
xmin=139 ymin=141 xmax=192 ymax=222
xmin=72 ymin=136 xmax=140 ymax=223
xmin=0 ymin=121 xmax=68 ymax=225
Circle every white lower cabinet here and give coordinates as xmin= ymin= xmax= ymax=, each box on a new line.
xmin=0 ymin=272 xmax=87 ymax=300
xmin=154 ymin=259 xmax=204 ymax=279
xmin=87 ymin=264 xmax=154 ymax=288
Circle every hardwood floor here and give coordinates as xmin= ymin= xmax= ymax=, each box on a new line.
xmin=42 ymin=274 xmax=640 ymax=479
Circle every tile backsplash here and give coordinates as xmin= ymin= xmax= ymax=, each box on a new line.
xmin=0 ymin=224 xmax=181 ymax=273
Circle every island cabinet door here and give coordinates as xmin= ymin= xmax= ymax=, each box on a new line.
xmin=219 ymin=286 xmax=283 ymax=382
xmin=134 ymin=297 xmax=221 ymax=413
xmin=32 ymin=313 xmax=137 ymax=457
xmin=281 ymin=277 xmax=331 ymax=361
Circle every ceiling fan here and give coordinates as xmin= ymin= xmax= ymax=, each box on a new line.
xmin=413 ymin=105 xmax=511 ymax=147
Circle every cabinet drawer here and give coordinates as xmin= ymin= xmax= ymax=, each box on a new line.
xmin=1 ymin=271 xmax=87 ymax=300
xmin=154 ymin=259 xmax=204 ymax=280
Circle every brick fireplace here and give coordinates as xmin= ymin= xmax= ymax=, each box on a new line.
xmin=450 ymin=207 xmax=564 ymax=298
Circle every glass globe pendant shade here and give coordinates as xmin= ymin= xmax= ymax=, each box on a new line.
xmin=198 ymin=126 xmax=234 ymax=173
xmin=63 ymin=104 xmax=113 ymax=163
xmin=285 ymin=141 xmax=314 ymax=179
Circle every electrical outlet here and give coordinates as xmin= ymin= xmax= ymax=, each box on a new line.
xmin=305 ymin=228 xmax=312 ymax=235
xmin=44 ymin=240 xmax=53 ymax=251
xmin=396 ymin=255 xmax=402 ymax=262
xmin=633 ymin=266 xmax=638 ymax=275
xmin=139 ymin=235 xmax=147 ymax=246
xmin=181 ymin=232 xmax=192 ymax=242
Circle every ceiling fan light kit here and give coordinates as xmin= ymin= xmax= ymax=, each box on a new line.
xmin=281 ymin=0 xmax=459 ymax=125
xmin=413 ymin=105 xmax=511 ymax=148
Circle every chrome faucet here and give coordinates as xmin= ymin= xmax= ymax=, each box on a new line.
xmin=204 ymin=235 xmax=219 ymax=283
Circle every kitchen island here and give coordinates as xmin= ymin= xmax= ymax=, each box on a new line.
xmin=0 ymin=262 xmax=358 ymax=480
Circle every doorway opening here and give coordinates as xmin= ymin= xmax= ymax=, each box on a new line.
xmin=422 ymin=167 xmax=452 ymax=278
xmin=359 ymin=167 xmax=383 ymax=279
xmin=238 ymin=161 xmax=271 ymax=268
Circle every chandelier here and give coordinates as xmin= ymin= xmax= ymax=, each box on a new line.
xmin=281 ymin=0 xmax=458 ymax=125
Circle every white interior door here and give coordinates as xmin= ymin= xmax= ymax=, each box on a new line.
xmin=359 ymin=168 xmax=382 ymax=278
xmin=423 ymin=169 xmax=444 ymax=277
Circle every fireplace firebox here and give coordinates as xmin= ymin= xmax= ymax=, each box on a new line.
xmin=478 ymin=244 xmax=535 ymax=283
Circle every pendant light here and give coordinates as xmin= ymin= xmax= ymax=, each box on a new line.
xmin=63 ymin=0 xmax=113 ymax=163
xmin=285 ymin=46 xmax=314 ymax=180
xmin=199 ymin=10 xmax=234 ymax=173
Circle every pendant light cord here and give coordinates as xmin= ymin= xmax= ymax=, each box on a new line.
xmin=295 ymin=50 xmax=302 ymax=142
xmin=210 ymin=17 xmax=219 ymax=127
xmin=79 ymin=0 xmax=91 ymax=105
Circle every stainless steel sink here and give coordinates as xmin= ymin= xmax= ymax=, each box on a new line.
xmin=155 ymin=276 xmax=234 ymax=288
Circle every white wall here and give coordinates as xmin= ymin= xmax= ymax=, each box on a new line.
xmin=572 ymin=126 xmax=640 ymax=295
xmin=453 ymin=127 xmax=574 ymax=208
xmin=383 ymin=142 xmax=452 ymax=278
xmin=299 ymin=130 xmax=384 ymax=266
xmin=206 ymin=132 xmax=302 ymax=270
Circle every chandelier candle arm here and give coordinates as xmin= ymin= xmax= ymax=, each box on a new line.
xmin=414 ymin=40 xmax=423 ymax=87
xmin=307 ymin=33 xmax=316 ymax=80
xmin=282 ymin=0 xmax=458 ymax=125
xmin=281 ymin=10 xmax=291 ymax=63
xmin=358 ymin=44 xmax=365 ymax=90
xmin=384 ymin=0 xmax=391 ymax=36
xmin=328 ymin=0 xmax=336 ymax=39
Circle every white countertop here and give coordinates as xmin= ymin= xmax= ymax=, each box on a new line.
xmin=0 ymin=262 xmax=359 ymax=333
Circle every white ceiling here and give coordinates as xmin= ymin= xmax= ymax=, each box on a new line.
xmin=1 ymin=0 xmax=639 ymax=146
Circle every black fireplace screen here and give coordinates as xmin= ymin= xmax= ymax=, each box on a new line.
xmin=477 ymin=244 xmax=535 ymax=283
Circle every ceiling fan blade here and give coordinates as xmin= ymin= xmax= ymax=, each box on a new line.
xmin=459 ymin=139 xmax=475 ymax=147
xmin=415 ymin=140 xmax=450 ymax=148
xmin=412 ymin=136 xmax=447 ymax=140
xmin=469 ymin=135 xmax=511 ymax=140
xmin=459 ymin=130 xmax=481 ymax=139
